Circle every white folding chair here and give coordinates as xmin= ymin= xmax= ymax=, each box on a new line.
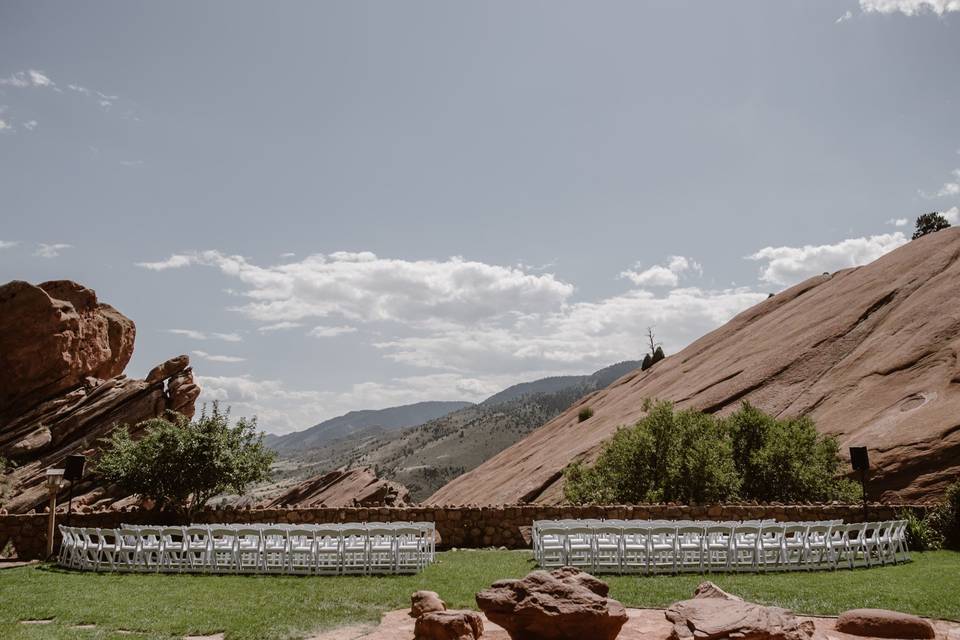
xmin=703 ymin=524 xmax=733 ymax=572
xmin=184 ymin=526 xmax=212 ymax=573
xmin=159 ymin=527 xmax=187 ymax=572
xmin=260 ymin=527 xmax=287 ymax=574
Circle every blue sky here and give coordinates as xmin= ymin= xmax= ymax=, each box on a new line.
xmin=2 ymin=1 xmax=959 ymax=433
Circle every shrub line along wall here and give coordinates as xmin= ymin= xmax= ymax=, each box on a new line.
xmin=0 ymin=503 xmax=927 ymax=561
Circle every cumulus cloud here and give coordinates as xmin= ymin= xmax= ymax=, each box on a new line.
xmin=34 ymin=243 xmax=72 ymax=258
xmin=197 ymin=372 xmax=542 ymax=434
xmin=836 ymin=10 xmax=854 ymax=22
xmin=135 ymin=250 xmax=575 ymax=325
xmin=747 ymin=233 xmax=908 ymax=286
xmin=192 ymin=350 xmax=246 ymax=364
xmin=931 ymin=169 xmax=960 ymax=198
xmin=859 ymin=0 xmax=960 ymax=15
xmin=887 ymin=218 xmax=909 ymax=227
xmin=620 ymin=255 xmax=703 ymax=288
xmin=308 ymin=325 xmax=358 ymax=338
xmin=0 ymin=240 xmax=18 ymax=249
xmin=943 ymin=206 xmax=960 ymax=224
xmin=0 ymin=70 xmax=53 ymax=88
xmin=257 ymin=321 xmax=304 ymax=332
xmin=168 ymin=329 xmax=242 ymax=342
xmin=0 ymin=119 xmax=10 ymax=131
xmin=21 ymin=120 xmax=37 ymax=131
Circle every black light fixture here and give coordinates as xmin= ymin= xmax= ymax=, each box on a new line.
xmin=849 ymin=446 xmax=869 ymax=519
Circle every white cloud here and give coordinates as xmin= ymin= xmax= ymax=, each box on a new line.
xmin=836 ymin=10 xmax=854 ymax=22
xmin=196 ymin=372 xmax=524 ymax=434
xmin=0 ymin=70 xmax=53 ymax=88
xmin=620 ymin=255 xmax=703 ymax=288
xmin=257 ymin=321 xmax=304 ymax=332
xmin=859 ymin=0 xmax=960 ymax=15
xmin=747 ymin=233 xmax=908 ymax=286
xmin=0 ymin=119 xmax=10 ymax=131
xmin=0 ymin=240 xmax=18 ymax=249
xmin=135 ymin=250 xmax=575 ymax=325
xmin=137 ymin=254 xmax=196 ymax=270
xmin=34 ymin=243 xmax=72 ymax=258
xmin=192 ymin=350 xmax=246 ymax=364
xmin=933 ymin=169 xmax=960 ymax=197
xmin=21 ymin=120 xmax=37 ymax=131
xmin=168 ymin=329 xmax=243 ymax=342
xmin=308 ymin=325 xmax=358 ymax=338
xmin=887 ymin=218 xmax=909 ymax=227
xmin=942 ymin=206 xmax=959 ymax=224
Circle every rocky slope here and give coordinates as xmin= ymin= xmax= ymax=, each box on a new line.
xmin=0 ymin=280 xmax=201 ymax=513
xmin=262 ymin=467 xmax=410 ymax=508
xmin=428 ymin=229 xmax=960 ymax=505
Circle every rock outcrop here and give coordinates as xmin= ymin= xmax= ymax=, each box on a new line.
xmin=429 ymin=228 xmax=960 ymax=504
xmin=262 ymin=467 xmax=410 ymax=508
xmin=836 ymin=609 xmax=936 ymax=639
xmin=414 ymin=611 xmax=484 ymax=640
xmin=475 ymin=567 xmax=628 ymax=640
xmin=665 ymin=582 xmax=814 ymax=640
xmin=0 ymin=280 xmax=201 ymax=514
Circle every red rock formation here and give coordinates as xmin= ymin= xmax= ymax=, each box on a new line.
xmin=666 ymin=584 xmax=814 ymax=640
xmin=475 ymin=567 xmax=628 ymax=640
xmin=428 ymin=228 xmax=960 ymax=505
xmin=0 ymin=280 xmax=201 ymax=514
xmin=262 ymin=467 xmax=410 ymax=508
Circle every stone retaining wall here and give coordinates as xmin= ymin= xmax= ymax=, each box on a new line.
xmin=0 ymin=502 xmax=926 ymax=560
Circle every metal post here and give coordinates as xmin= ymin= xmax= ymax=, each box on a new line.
xmin=860 ymin=468 xmax=868 ymax=521
xmin=46 ymin=492 xmax=57 ymax=559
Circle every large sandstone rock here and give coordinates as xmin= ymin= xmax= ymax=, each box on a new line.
xmin=475 ymin=567 xmax=628 ymax=640
xmin=665 ymin=583 xmax=814 ymax=640
xmin=262 ymin=467 xmax=410 ymax=508
xmin=428 ymin=228 xmax=960 ymax=504
xmin=0 ymin=280 xmax=135 ymax=417
xmin=836 ymin=608 xmax=936 ymax=639
xmin=0 ymin=279 xmax=201 ymax=514
xmin=410 ymin=591 xmax=447 ymax=618
xmin=414 ymin=611 xmax=484 ymax=640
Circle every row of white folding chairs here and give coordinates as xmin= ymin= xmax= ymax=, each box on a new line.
xmin=534 ymin=520 xmax=907 ymax=574
xmin=58 ymin=522 xmax=435 ymax=575
xmin=532 ymin=519 xmax=785 ymax=563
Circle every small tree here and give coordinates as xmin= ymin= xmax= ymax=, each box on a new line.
xmin=97 ymin=403 xmax=275 ymax=517
xmin=641 ymin=328 xmax=667 ymax=371
xmin=912 ymin=212 xmax=951 ymax=240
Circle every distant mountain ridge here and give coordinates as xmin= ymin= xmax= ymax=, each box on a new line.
xmin=266 ymin=400 xmax=473 ymax=453
xmin=260 ymin=360 xmax=642 ymax=502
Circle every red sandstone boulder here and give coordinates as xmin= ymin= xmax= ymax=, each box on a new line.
xmin=475 ymin=567 xmax=628 ymax=640
xmin=836 ymin=609 xmax=936 ymax=639
xmin=411 ymin=591 xmax=447 ymax=618
xmin=0 ymin=280 xmax=135 ymax=416
xmin=666 ymin=584 xmax=814 ymax=640
xmin=414 ymin=610 xmax=483 ymax=640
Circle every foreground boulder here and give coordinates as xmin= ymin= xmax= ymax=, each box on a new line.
xmin=475 ymin=567 xmax=628 ymax=640
xmin=836 ymin=609 xmax=936 ymax=639
xmin=0 ymin=280 xmax=201 ymax=514
xmin=666 ymin=582 xmax=814 ymax=640
xmin=414 ymin=610 xmax=484 ymax=640
xmin=411 ymin=591 xmax=447 ymax=618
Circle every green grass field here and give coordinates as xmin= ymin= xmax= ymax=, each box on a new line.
xmin=1 ymin=550 xmax=958 ymax=640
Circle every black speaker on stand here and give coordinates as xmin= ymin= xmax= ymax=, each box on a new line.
xmin=849 ymin=446 xmax=869 ymax=520
xmin=62 ymin=454 xmax=86 ymax=526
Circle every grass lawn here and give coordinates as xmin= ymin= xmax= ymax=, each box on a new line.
xmin=0 ymin=550 xmax=957 ymax=640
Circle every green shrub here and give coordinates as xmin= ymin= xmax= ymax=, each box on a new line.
xmin=912 ymin=212 xmax=951 ymax=240
xmin=900 ymin=508 xmax=941 ymax=551
xmin=578 ymin=407 xmax=594 ymax=422
xmin=97 ymin=403 xmax=275 ymax=517
xmin=564 ymin=401 xmax=741 ymax=504
xmin=564 ymin=401 xmax=861 ymax=505
xmin=927 ymin=480 xmax=960 ymax=550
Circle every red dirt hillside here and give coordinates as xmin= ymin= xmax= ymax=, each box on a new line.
xmin=427 ymin=228 xmax=960 ymax=505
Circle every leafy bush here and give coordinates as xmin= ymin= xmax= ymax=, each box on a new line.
xmin=900 ymin=509 xmax=941 ymax=551
xmin=927 ymin=480 xmax=960 ymax=550
xmin=564 ymin=401 xmax=740 ymax=504
xmin=97 ymin=403 xmax=275 ymax=516
xmin=564 ymin=401 xmax=860 ymax=505
xmin=727 ymin=403 xmax=861 ymax=502
xmin=578 ymin=406 xmax=594 ymax=422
